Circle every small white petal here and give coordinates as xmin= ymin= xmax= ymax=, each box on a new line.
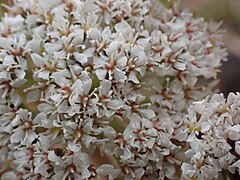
xmin=174 ymin=61 xmax=186 ymax=71
xmin=74 ymin=53 xmax=88 ymax=64
xmin=128 ymin=72 xmax=139 ymax=83
xmin=101 ymin=80 xmax=111 ymax=95
xmin=107 ymin=100 xmax=124 ymax=110
xmin=15 ymin=69 xmax=26 ymax=79
xmin=57 ymin=100 xmax=70 ymax=113
xmin=27 ymin=89 xmax=41 ymax=103
xmin=138 ymin=109 xmax=155 ymax=119
xmin=48 ymin=151 xmax=62 ymax=165
xmin=38 ymin=71 xmax=50 ymax=80
xmin=88 ymin=28 xmax=101 ymax=40
xmin=96 ymin=69 xmax=107 ymax=80
xmin=23 ymin=131 xmax=37 ymax=145
xmin=31 ymin=53 xmax=45 ymax=67
xmin=3 ymin=56 xmax=16 ymax=66
xmin=10 ymin=130 xmax=24 ymax=143
xmin=44 ymin=43 xmax=62 ymax=53
xmin=50 ymin=94 xmax=62 ymax=103
xmin=68 ymin=142 xmax=81 ymax=152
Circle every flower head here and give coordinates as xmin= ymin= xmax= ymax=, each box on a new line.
xmin=0 ymin=0 xmax=232 ymax=179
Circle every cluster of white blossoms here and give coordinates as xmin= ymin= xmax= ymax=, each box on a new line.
xmin=0 ymin=0 xmax=238 ymax=179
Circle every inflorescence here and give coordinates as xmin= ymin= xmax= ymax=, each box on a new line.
xmin=1 ymin=0 xmax=239 ymax=179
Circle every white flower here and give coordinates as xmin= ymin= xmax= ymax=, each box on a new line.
xmin=10 ymin=109 xmax=37 ymax=145
xmin=52 ymin=152 xmax=91 ymax=180
xmin=31 ymin=53 xmax=63 ymax=80
xmin=0 ymin=0 xmax=231 ymax=179
xmin=93 ymin=44 xmax=128 ymax=83
xmin=93 ymin=79 xmax=124 ymax=117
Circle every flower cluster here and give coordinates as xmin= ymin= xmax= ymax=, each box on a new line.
xmin=179 ymin=93 xmax=240 ymax=179
xmin=0 ymin=0 xmax=236 ymax=179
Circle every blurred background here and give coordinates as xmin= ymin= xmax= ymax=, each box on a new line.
xmin=0 ymin=0 xmax=239 ymax=95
